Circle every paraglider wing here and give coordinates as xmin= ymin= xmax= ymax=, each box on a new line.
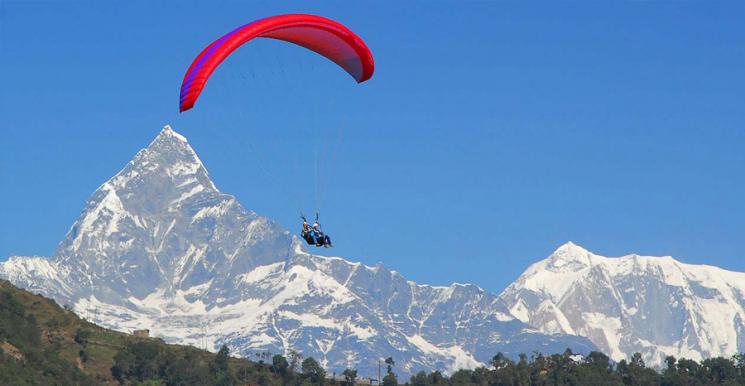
xmin=179 ymin=14 xmax=375 ymax=112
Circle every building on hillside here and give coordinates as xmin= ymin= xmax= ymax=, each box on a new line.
xmin=132 ymin=329 xmax=150 ymax=338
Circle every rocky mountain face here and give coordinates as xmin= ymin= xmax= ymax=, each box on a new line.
xmin=0 ymin=126 xmax=595 ymax=377
xmin=499 ymin=242 xmax=745 ymax=367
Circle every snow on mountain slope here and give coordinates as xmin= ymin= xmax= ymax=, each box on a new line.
xmin=0 ymin=125 xmax=595 ymax=377
xmin=0 ymin=256 xmax=71 ymax=300
xmin=500 ymin=242 xmax=745 ymax=366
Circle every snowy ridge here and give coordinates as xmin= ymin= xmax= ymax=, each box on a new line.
xmin=0 ymin=256 xmax=72 ymax=299
xmin=0 ymin=126 xmax=594 ymax=377
xmin=500 ymin=241 xmax=745 ymax=366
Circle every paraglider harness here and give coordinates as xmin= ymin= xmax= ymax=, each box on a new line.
xmin=301 ymin=213 xmax=332 ymax=248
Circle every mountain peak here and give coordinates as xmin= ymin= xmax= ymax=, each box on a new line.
xmin=146 ymin=125 xmax=197 ymax=157
xmin=52 ymin=124 xmax=227 ymax=272
xmin=156 ymin=124 xmax=188 ymax=143
xmin=556 ymin=241 xmax=584 ymax=251
xmin=550 ymin=241 xmax=592 ymax=261
xmin=135 ymin=124 xmax=217 ymax=191
xmin=530 ymin=242 xmax=598 ymax=274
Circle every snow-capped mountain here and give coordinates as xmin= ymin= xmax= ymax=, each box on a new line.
xmin=0 ymin=126 xmax=595 ymax=377
xmin=500 ymin=242 xmax=745 ymax=367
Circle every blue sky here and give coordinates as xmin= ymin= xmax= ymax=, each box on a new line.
xmin=1 ymin=1 xmax=744 ymax=293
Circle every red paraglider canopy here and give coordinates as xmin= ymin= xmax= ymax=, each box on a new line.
xmin=179 ymin=14 xmax=375 ymax=112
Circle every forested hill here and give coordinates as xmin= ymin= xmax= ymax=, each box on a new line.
xmin=2 ymin=279 xmax=745 ymax=386
xmin=0 ymin=279 xmax=308 ymax=386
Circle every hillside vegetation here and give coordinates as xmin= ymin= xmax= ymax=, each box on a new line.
xmin=2 ymin=279 xmax=744 ymax=386
xmin=0 ymin=280 xmax=285 ymax=385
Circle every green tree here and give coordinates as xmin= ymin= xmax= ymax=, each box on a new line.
xmin=586 ymin=351 xmax=612 ymax=372
xmin=661 ymin=356 xmax=682 ymax=386
xmin=491 ymin=352 xmax=509 ymax=370
xmin=472 ymin=366 xmax=491 ymax=386
xmin=631 ymin=352 xmax=645 ymax=368
xmin=626 ymin=353 xmax=659 ymax=386
xmin=382 ymin=357 xmax=397 ymax=386
xmin=273 ymin=354 xmax=290 ymax=376
xmin=111 ymin=349 xmax=136 ymax=383
xmin=676 ymin=357 xmax=701 ymax=380
xmin=382 ymin=371 xmax=398 ymax=386
xmin=515 ymin=353 xmax=530 ymax=386
xmin=410 ymin=370 xmax=428 ymax=386
xmin=701 ymin=357 xmax=738 ymax=384
xmin=529 ymin=352 xmax=547 ymax=385
xmin=210 ymin=344 xmax=234 ymax=386
xmin=734 ymin=353 xmax=745 ymax=382
xmin=302 ymin=357 xmax=326 ymax=384
xmin=258 ymin=373 xmax=271 ymax=386
xmin=74 ymin=328 xmax=91 ymax=346
xmin=342 ymin=368 xmax=358 ymax=386
xmin=213 ymin=345 xmax=230 ymax=373
xmin=385 ymin=356 xmax=395 ymax=374
xmin=575 ymin=351 xmax=622 ymax=386
xmin=79 ymin=349 xmax=89 ymax=363
xmin=129 ymin=341 xmax=160 ymax=380
xmin=427 ymin=370 xmax=445 ymax=385
xmin=449 ymin=369 xmax=474 ymax=386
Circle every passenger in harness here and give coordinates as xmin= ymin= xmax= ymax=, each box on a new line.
xmin=300 ymin=214 xmax=332 ymax=248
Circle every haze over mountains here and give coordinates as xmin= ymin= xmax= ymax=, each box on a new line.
xmin=1 ymin=126 xmax=743 ymax=375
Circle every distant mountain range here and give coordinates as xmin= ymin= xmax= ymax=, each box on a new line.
xmin=2 ymin=126 xmax=743 ymax=376
xmin=500 ymin=242 xmax=745 ymax=366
